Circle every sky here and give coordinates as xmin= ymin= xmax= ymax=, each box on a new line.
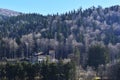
xmin=0 ymin=0 xmax=120 ymax=15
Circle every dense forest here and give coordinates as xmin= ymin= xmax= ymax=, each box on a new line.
xmin=0 ymin=5 xmax=120 ymax=80
xmin=0 ymin=61 xmax=76 ymax=80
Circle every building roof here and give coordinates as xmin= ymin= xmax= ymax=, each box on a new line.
xmin=94 ymin=77 xmax=101 ymax=80
xmin=34 ymin=52 xmax=43 ymax=56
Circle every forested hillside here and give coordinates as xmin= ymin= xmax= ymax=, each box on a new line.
xmin=0 ymin=5 xmax=120 ymax=67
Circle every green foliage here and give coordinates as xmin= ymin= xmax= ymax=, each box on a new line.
xmin=6 ymin=63 xmax=17 ymax=80
xmin=74 ymin=47 xmax=80 ymax=66
xmin=107 ymin=62 xmax=120 ymax=80
xmin=1 ymin=6 xmax=120 ymax=80
xmin=0 ymin=61 xmax=75 ymax=80
xmin=87 ymin=45 xmax=108 ymax=69
xmin=41 ymin=61 xmax=75 ymax=80
xmin=0 ymin=6 xmax=120 ymax=62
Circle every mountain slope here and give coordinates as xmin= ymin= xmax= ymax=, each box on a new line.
xmin=0 ymin=5 xmax=120 ymax=65
xmin=0 ymin=8 xmax=21 ymax=17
